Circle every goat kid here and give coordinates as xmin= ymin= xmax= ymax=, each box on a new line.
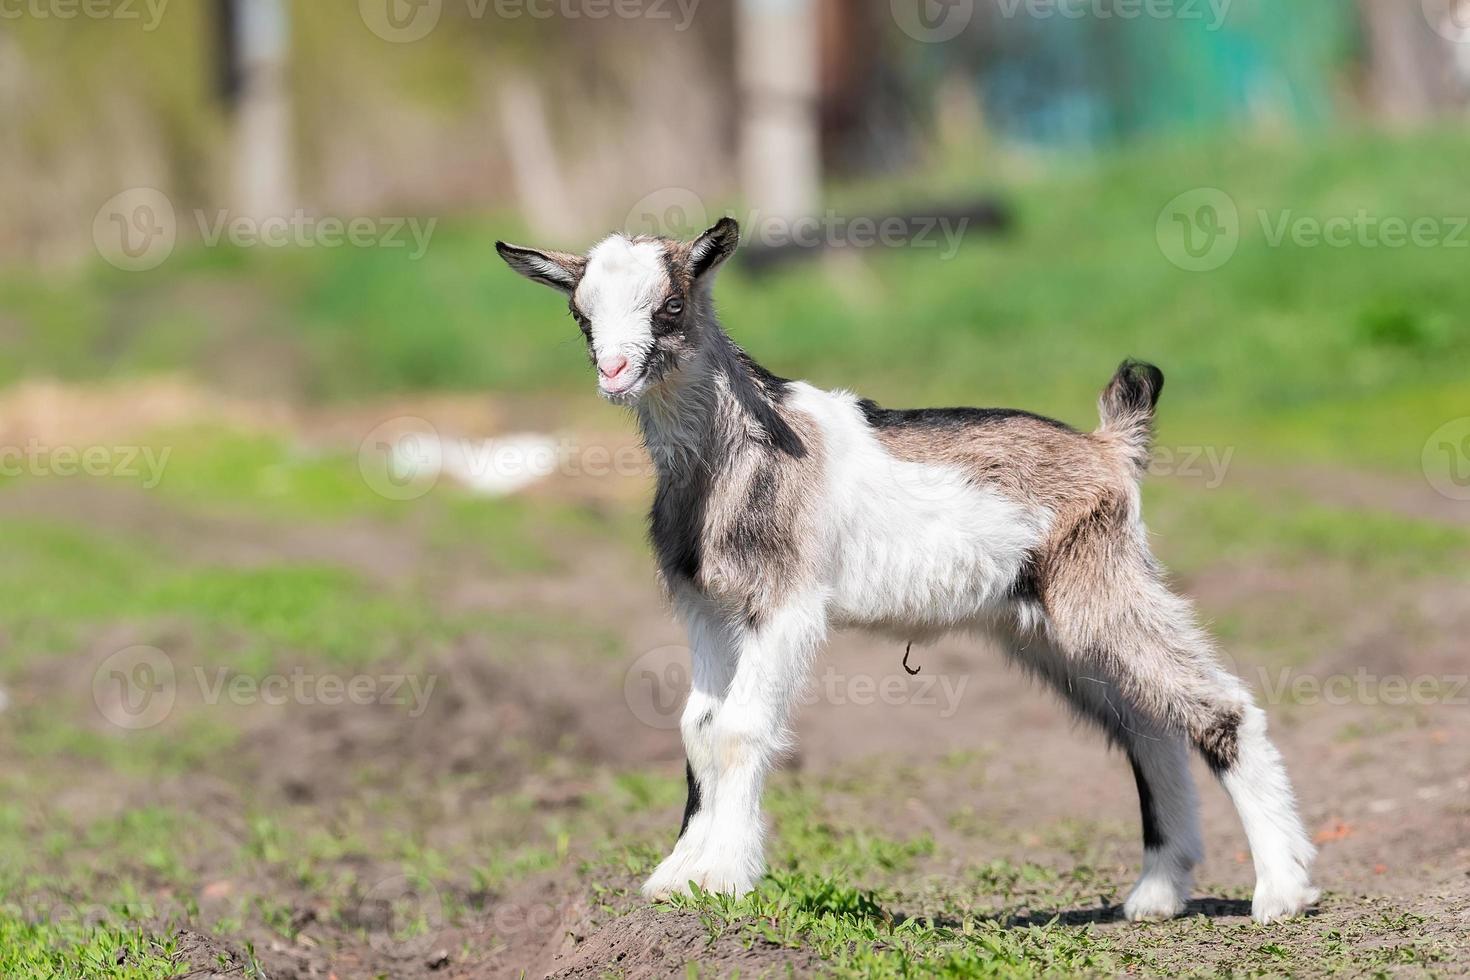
xmin=496 ymin=218 xmax=1319 ymax=924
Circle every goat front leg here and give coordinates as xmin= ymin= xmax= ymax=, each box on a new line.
xmin=642 ymin=595 xmax=738 ymax=900
xmin=670 ymin=597 xmax=825 ymax=898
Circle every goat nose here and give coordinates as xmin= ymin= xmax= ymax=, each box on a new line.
xmin=598 ymin=355 xmax=630 ymax=380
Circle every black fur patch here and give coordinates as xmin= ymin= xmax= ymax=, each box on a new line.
xmin=1104 ymin=359 xmax=1165 ymax=415
xmin=722 ymin=346 xmax=806 ymax=458
xmin=650 ymin=466 xmax=709 ymax=584
xmin=1008 ymin=550 xmax=1045 ymax=604
xmin=689 ymin=218 xmax=741 ymax=280
xmin=1196 ymin=708 xmax=1242 ymax=775
xmin=858 ymin=400 xmax=1076 ymax=435
xmin=678 ymin=761 xmax=702 ymax=838
xmin=1129 ymin=754 xmax=1166 ymax=851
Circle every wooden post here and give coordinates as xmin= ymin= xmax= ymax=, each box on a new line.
xmin=219 ymin=0 xmax=293 ymax=219
xmin=1357 ymin=0 xmax=1465 ymax=121
xmin=736 ymin=0 xmax=821 ymax=227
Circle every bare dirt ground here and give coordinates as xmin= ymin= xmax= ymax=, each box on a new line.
xmin=3 ymin=388 xmax=1467 ymax=978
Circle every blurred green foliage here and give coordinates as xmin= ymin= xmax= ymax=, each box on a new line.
xmin=5 ymin=129 xmax=1467 ymax=474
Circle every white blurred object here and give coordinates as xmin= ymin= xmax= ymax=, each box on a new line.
xmin=231 ymin=0 xmax=294 ymax=220
xmin=390 ymin=432 xmax=560 ymax=498
xmin=736 ymin=0 xmax=820 ymax=225
xmin=0 ymin=687 xmax=9 ymax=714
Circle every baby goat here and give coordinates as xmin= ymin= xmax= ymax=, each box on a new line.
xmin=497 ymin=219 xmax=1318 ymax=924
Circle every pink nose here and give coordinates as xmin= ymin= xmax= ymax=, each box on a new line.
xmin=598 ymin=355 xmax=630 ymax=381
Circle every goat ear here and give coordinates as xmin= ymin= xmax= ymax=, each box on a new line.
xmin=495 ymin=241 xmax=586 ymax=295
xmin=687 ymin=217 xmax=740 ymax=281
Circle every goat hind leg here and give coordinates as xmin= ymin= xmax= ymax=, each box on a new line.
xmin=1005 ymin=635 xmax=1201 ymax=919
xmin=1055 ymin=608 xmax=1317 ymax=924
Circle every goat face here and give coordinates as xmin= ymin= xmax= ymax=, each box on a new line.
xmin=497 ymin=218 xmax=740 ymax=404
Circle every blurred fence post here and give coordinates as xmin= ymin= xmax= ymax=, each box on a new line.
xmin=1357 ymin=0 xmax=1467 ymax=122
xmin=220 ymin=0 xmax=293 ymax=220
xmin=736 ymin=0 xmax=821 ymax=227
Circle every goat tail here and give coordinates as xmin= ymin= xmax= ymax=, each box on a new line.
xmin=1095 ymin=359 xmax=1164 ymax=474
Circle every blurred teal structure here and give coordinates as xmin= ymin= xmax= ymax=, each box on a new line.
xmin=971 ymin=0 xmax=1357 ymax=145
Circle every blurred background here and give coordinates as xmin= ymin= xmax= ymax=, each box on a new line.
xmin=2 ymin=2 xmax=1469 ymax=977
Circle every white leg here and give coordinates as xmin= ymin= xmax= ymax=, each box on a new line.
xmin=642 ymin=596 xmax=737 ymax=900
xmin=672 ymin=596 xmax=825 ymax=897
xmin=1216 ymin=703 xmax=1319 ymax=923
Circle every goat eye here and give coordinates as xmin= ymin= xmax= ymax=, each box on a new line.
xmin=663 ymin=298 xmax=684 ymax=316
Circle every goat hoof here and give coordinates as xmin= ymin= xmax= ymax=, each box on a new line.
xmin=1251 ymin=878 xmax=1319 ymax=924
xmin=1123 ymin=875 xmax=1189 ymax=921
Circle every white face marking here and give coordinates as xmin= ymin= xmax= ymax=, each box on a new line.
xmin=575 ymin=237 xmax=669 ymax=380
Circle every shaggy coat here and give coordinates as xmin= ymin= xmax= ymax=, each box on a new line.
xmin=497 ymin=219 xmax=1318 ymax=924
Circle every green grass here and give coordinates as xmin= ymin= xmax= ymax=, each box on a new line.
xmin=668 ymin=875 xmax=1119 ymax=978
xmin=0 ymin=916 xmax=189 ymax=980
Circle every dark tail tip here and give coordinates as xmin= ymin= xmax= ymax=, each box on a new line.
xmin=1106 ymin=359 xmax=1165 ymax=417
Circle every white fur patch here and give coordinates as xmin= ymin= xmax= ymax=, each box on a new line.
xmin=576 ymin=236 xmax=668 ymax=366
xmin=786 ymin=383 xmax=1050 ymax=638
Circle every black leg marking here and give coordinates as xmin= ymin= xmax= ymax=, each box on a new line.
xmin=1128 ymin=753 xmax=1165 ymax=851
xmin=678 ymin=761 xmax=702 ymax=838
xmin=1196 ymin=709 xmax=1242 ymax=776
